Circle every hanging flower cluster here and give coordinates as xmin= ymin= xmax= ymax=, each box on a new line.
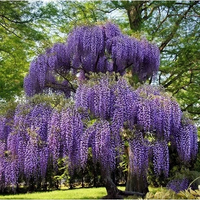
xmin=129 ymin=131 xmax=149 ymax=180
xmin=75 ymin=75 xmax=198 ymax=180
xmin=174 ymin=117 xmax=198 ymax=165
xmin=135 ymin=85 xmax=182 ymax=140
xmin=80 ymin=120 xmax=116 ymax=171
xmin=24 ymin=43 xmax=71 ymax=98
xmin=24 ymin=22 xmax=160 ymax=97
xmin=0 ymin=75 xmax=198 ymax=192
xmin=152 ymin=140 xmax=169 ymax=177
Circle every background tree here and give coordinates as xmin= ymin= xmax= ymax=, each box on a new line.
xmin=0 ymin=1 xmax=61 ymax=100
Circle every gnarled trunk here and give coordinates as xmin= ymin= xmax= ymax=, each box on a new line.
xmin=126 ymin=2 xmax=143 ymax=31
xmin=101 ymin=168 xmax=145 ymax=199
xmin=101 ymin=169 xmax=122 ymax=199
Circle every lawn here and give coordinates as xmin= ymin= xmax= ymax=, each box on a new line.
xmin=0 ymin=187 xmax=108 ymax=199
xmin=0 ymin=186 xmax=167 ymax=199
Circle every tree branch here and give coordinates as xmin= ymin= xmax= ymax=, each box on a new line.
xmin=0 ymin=14 xmax=33 ymax=24
xmin=192 ymin=6 xmax=200 ymax=16
xmin=142 ymin=3 xmax=158 ymax=20
xmin=45 ymin=81 xmax=73 ymax=91
xmin=187 ymin=110 xmax=200 ymax=115
xmin=159 ymin=1 xmax=198 ymax=52
xmin=162 ymin=71 xmax=184 ymax=88
xmin=0 ymin=22 xmax=22 ymax=38
xmin=172 ymin=71 xmax=193 ymax=95
xmin=125 ymin=1 xmax=144 ymax=31
xmin=153 ymin=8 xmax=170 ymax=35
xmin=182 ymin=100 xmax=199 ymax=112
xmin=54 ymin=69 xmax=76 ymax=93
xmin=96 ymin=8 xmax=117 ymax=13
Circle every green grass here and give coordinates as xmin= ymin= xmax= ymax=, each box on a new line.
xmin=0 ymin=186 xmax=163 ymax=199
xmin=0 ymin=187 xmax=108 ymax=199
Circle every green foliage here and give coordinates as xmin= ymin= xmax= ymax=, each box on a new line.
xmin=0 ymin=99 xmax=17 ymax=116
xmin=27 ymin=93 xmax=71 ymax=111
xmin=146 ymin=187 xmax=179 ymax=199
xmin=0 ymin=1 xmax=63 ymax=100
xmin=53 ymin=157 xmax=70 ymax=187
xmin=147 ymin=187 xmax=200 ymax=199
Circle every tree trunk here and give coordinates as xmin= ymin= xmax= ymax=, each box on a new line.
xmin=101 ymin=168 xmax=145 ymax=199
xmin=125 ymin=147 xmax=149 ymax=195
xmin=126 ymin=2 xmax=143 ymax=31
xmin=125 ymin=167 xmax=149 ymax=194
xmin=101 ymin=169 xmax=122 ymax=199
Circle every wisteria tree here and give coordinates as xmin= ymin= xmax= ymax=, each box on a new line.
xmin=0 ymin=23 xmax=198 ymax=198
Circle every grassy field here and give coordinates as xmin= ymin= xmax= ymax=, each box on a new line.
xmin=0 ymin=187 xmax=109 ymax=199
xmin=0 ymin=186 xmax=166 ymax=199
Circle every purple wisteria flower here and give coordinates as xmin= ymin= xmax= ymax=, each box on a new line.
xmin=24 ymin=22 xmax=160 ymax=97
xmin=167 ymin=178 xmax=189 ymax=193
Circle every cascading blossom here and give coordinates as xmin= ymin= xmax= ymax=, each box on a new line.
xmin=129 ymin=131 xmax=149 ymax=177
xmin=60 ymin=106 xmax=84 ymax=172
xmin=174 ymin=118 xmax=198 ymax=164
xmin=24 ymin=22 xmax=160 ymax=97
xmin=75 ymin=75 xmax=198 ymax=182
xmin=135 ymin=85 xmax=182 ymax=141
xmin=152 ymin=140 xmax=169 ymax=177
xmin=47 ymin=109 xmax=62 ymax=170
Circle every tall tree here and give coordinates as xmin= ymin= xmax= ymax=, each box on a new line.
xmin=0 ymin=1 xmax=60 ymax=100
xmin=21 ymin=23 xmax=197 ymax=198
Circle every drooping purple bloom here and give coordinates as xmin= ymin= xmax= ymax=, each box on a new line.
xmin=39 ymin=146 xmax=49 ymax=180
xmin=86 ymin=120 xmax=116 ymax=171
xmin=24 ymin=139 xmax=39 ymax=183
xmin=4 ymin=158 xmax=18 ymax=191
xmin=167 ymin=178 xmax=189 ymax=193
xmin=24 ymin=72 xmax=41 ymax=97
xmin=0 ymin=116 xmax=6 ymax=141
xmin=24 ymin=22 xmax=160 ymax=97
xmin=47 ymin=109 xmax=61 ymax=170
xmin=135 ymin=85 xmax=182 ymax=140
xmin=80 ymin=126 xmax=93 ymax=168
xmin=129 ymin=131 xmax=149 ymax=177
xmin=60 ymin=106 xmax=84 ymax=172
xmin=30 ymin=104 xmax=52 ymax=142
xmin=152 ymin=140 xmax=169 ymax=177
xmin=175 ymin=118 xmax=198 ymax=164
